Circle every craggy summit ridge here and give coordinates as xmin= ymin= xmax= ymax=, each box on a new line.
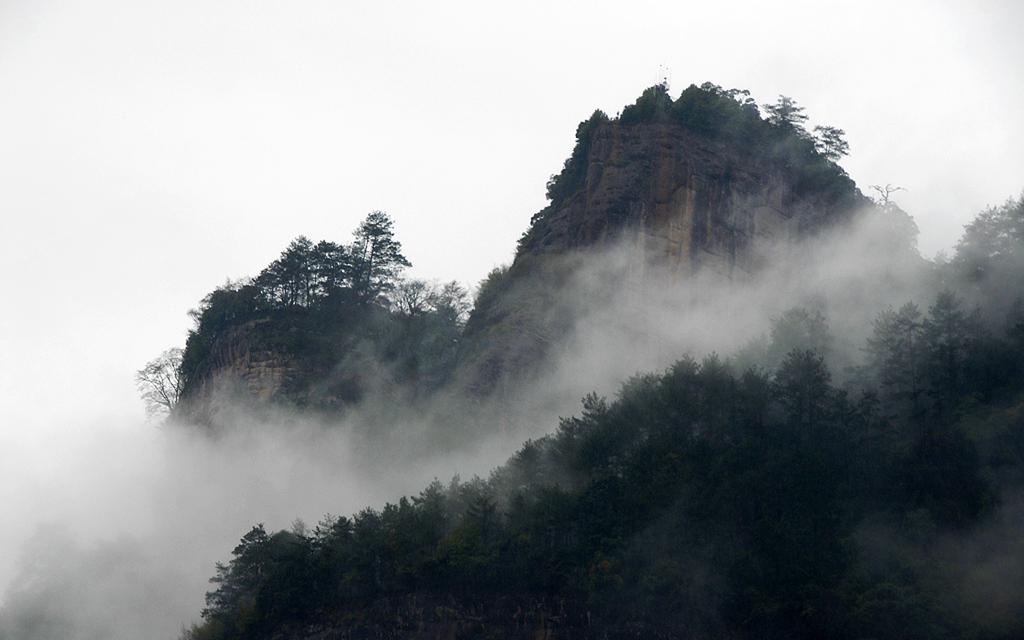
xmin=517 ymin=83 xmax=865 ymax=277
xmin=172 ymin=82 xmax=867 ymax=421
xmin=457 ymin=83 xmax=867 ymax=395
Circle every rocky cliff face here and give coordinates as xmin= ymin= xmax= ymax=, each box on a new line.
xmin=519 ymin=119 xmax=864 ymax=279
xmin=174 ymin=319 xmax=312 ymax=423
xmin=458 ymin=86 xmax=867 ymax=394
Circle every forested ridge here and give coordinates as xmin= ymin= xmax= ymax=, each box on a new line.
xmin=166 ymin=211 xmax=471 ymax=420
xmin=522 ymin=82 xmax=862 ymax=254
xmin=158 ymin=83 xmax=867 ymax=424
xmin=182 ymin=191 xmax=1024 ymax=639
xmin=147 ymin=83 xmax=1024 ymax=639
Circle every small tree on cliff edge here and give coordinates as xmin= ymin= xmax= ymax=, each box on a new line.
xmin=813 ymin=125 xmax=850 ymax=162
xmin=764 ymin=95 xmax=809 ymax=135
xmin=350 ymin=211 xmax=411 ymax=304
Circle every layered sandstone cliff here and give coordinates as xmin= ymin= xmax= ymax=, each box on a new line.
xmin=519 ymin=116 xmax=864 ymax=278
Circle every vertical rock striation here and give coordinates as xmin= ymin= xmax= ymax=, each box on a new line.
xmin=519 ymin=120 xmax=864 ymax=279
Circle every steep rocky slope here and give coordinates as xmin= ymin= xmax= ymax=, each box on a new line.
xmin=457 ymin=83 xmax=867 ymax=395
xmin=175 ymin=82 xmax=868 ymax=423
xmin=177 ymin=86 xmax=1024 ymax=640
xmin=521 ymin=121 xmax=856 ymax=277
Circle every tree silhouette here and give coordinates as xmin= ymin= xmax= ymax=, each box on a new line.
xmin=257 ymin=236 xmax=314 ymax=307
xmin=774 ymin=349 xmax=832 ymax=427
xmin=865 ymin=302 xmax=924 ymax=415
xmin=922 ymin=291 xmax=982 ymax=416
xmin=350 ymin=211 xmax=411 ymax=303
xmin=764 ymin=95 xmax=809 ymax=133
xmin=136 ymin=348 xmax=184 ymax=417
xmin=812 ymin=125 xmax=849 ymax=161
xmin=869 ymin=184 xmax=905 ymax=210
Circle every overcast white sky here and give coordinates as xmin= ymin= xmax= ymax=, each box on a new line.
xmin=0 ymin=0 xmax=1022 ymax=476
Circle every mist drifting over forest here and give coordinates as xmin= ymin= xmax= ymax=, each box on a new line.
xmin=2 ymin=2 xmax=1024 ymax=640
xmin=5 ymin=180 xmax=1024 ymax=639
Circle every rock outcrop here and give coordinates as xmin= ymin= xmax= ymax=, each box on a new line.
xmin=458 ymin=84 xmax=867 ymax=394
xmin=174 ymin=319 xmax=313 ymax=423
xmin=519 ymin=117 xmax=864 ymax=279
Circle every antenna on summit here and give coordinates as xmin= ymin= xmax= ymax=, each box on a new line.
xmin=657 ymin=63 xmax=671 ymax=89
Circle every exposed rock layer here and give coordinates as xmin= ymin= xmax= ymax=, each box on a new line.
xmin=520 ymin=121 xmax=863 ymax=278
xmin=456 ymin=117 xmax=865 ymax=393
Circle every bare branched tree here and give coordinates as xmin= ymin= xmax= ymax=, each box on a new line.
xmin=392 ymin=279 xmax=471 ymax=324
xmin=136 ymin=348 xmax=184 ymax=417
xmin=393 ymin=279 xmax=434 ymax=316
xmin=434 ymin=281 xmax=471 ymax=325
xmin=870 ymin=183 xmax=906 ymax=209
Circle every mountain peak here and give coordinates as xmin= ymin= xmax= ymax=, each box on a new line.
xmin=517 ymin=82 xmax=867 ymax=277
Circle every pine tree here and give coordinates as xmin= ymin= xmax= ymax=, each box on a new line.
xmin=763 ymin=95 xmax=809 ymax=134
xmin=350 ymin=211 xmax=411 ymax=304
xmin=921 ymin=291 xmax=982 ymax=416
xmin=865 ymin=302 xmax=924 ymax=415
xmin=774 ymin=349 xmax=832 ymax=428
xmin=812 ymin=125 xmax=850 ymax=161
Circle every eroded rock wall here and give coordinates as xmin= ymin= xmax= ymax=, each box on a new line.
xmin=522 ymin=121 xmax=859 ymax=279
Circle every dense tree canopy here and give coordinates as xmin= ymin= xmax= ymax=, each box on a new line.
xmin=350 ymin=210 xmax=411 ymax=303
xmin=813 ymin=125 xmax=850 ymax=161
xmin=153 ymin=86 xmax=1024 ymax=640
xmin=522 ymin=83 xmax=860 ymax=252
xmin=956 ymin=194 xmax=1024 ymax=280
xmin=171 ymin=211 xmax=467 ymax=410
xmin=185 ymin=271 xmax=1024 ymax=639
xmin=763 ymin=94 xmax=809 ymax=132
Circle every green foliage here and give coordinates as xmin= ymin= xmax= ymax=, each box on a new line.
xmin=735 ymin=305 xmax=835 ymax=374
xmin=956 ymin=194 xmax=1024 ymax=280
xmin=350 ymin=210 xmax=411 ymax=303
xmin=255 ymin=237 xmax=355 ymax=308
xmin=813 ymin=125 xmax=850 ymax=161
xmin=255 ymin=236 xmax=316 ymax=308
xmin=378 ymin=281 xmax=471 ymax=391
xmin=865 ymin=302 xmax=925 ymax=417
xmin=179 ymin=282 xmax=268 ymax=392
xmin=175 ymin=211 xmax=463 ymax=409
xmin=671 ymin=82 xmax=762 ymax=141
xmin=172 ymin=87 xmax=1024 ymax=640
xmin=522 ymin=83 xmax=862 ymax=254
xmin=774 ymin=349 xmax=832 ymax=427
xmin=542 ymin=110 xmax=610 ymax=209
xmin=953 ymin=195 xmax=1024 ymax=333
xmin=764 ymin=94 xmax=810 ymax=134
xmin=768 ymin=306 xmax=833 ymax=366
xmin=469 ymin=265 xmax=511 ymax=318
xmin=187 ymin=283 xmax=1024 ymax=638
xmin=618 ymin=82 xmax=672 ymax=125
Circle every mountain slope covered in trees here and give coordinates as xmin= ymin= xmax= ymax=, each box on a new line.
xmin=166 ymin=83 xmax=878 ymax=435
xmin=175 ymin=83 xmax=1024 ymax=639
xmin=170 ymin=211 xmax=471 ymax=427
xmin=186 ymin=200 xmax=1024 ymax=637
